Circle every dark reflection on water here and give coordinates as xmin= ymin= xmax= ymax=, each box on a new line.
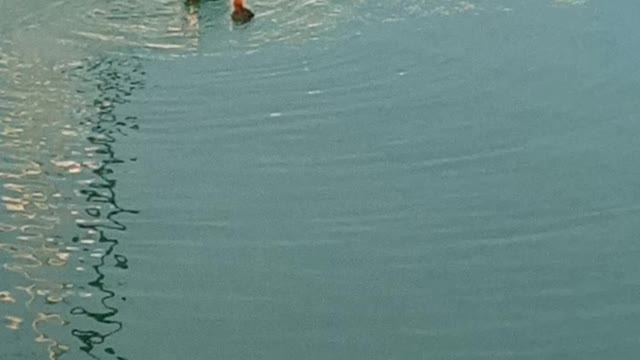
xmin=63 ymin=56 xmax=144 ymax=360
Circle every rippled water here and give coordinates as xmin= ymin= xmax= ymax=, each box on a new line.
xmin=2 ymin=0 xmax=640 ymax=359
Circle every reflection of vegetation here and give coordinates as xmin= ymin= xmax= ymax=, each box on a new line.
xmin=64 ymin=56 xmax=144 ymax=360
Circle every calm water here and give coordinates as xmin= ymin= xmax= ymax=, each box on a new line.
xmin=2 ymin=0 xmax=640 ymax=359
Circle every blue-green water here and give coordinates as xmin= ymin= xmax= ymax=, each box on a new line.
xmin=2 ymin=1 xmax=640 ymax=359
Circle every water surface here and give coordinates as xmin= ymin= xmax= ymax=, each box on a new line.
xmin=2 ymin=0 xmax=640 ymax=359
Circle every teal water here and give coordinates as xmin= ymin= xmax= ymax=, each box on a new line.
xmin=2 ymin=1 xmax=640 ymax=359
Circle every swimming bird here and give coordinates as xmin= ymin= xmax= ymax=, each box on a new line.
xmin=231 ymin=0 xmax=254 ymax=24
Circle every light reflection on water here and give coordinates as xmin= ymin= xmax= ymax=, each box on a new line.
xmin=0 ymin=53 xmax=143 ymax=358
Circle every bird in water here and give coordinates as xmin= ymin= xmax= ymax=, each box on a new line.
xmin=185 ymin=0 xmax=254 ymax=24
xmin=231 ymin=0 xmax=254 ymax=24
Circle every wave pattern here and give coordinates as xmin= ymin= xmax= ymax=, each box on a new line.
xmin=0 ymin=48 xmax=89 ymax=359
xmin=0 ymin=0 xmax=592 ymax=359
xmin=362 ymin=0 xmax=587 ymax=22
xmin=0 ymin=0 xmax=177 ymax=357
xmin=0 ymin=57 xmax=142 ymax=359
xmin=0 ymin=29 xmax=143 ymax=360
xmin=67 ymin=0 xmax=199 ymax=52
xmin=241 ymin=0 xmax=366 ymax=46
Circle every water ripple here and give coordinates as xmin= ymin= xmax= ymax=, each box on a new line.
xmin=0 ymin=0 xmax=598 ymax=358
xmin=1 ymin=29 xmax=141 ymax=360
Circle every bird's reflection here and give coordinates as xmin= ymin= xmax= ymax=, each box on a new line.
xmin=184 ymin=0 xmax=201 ymax=33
